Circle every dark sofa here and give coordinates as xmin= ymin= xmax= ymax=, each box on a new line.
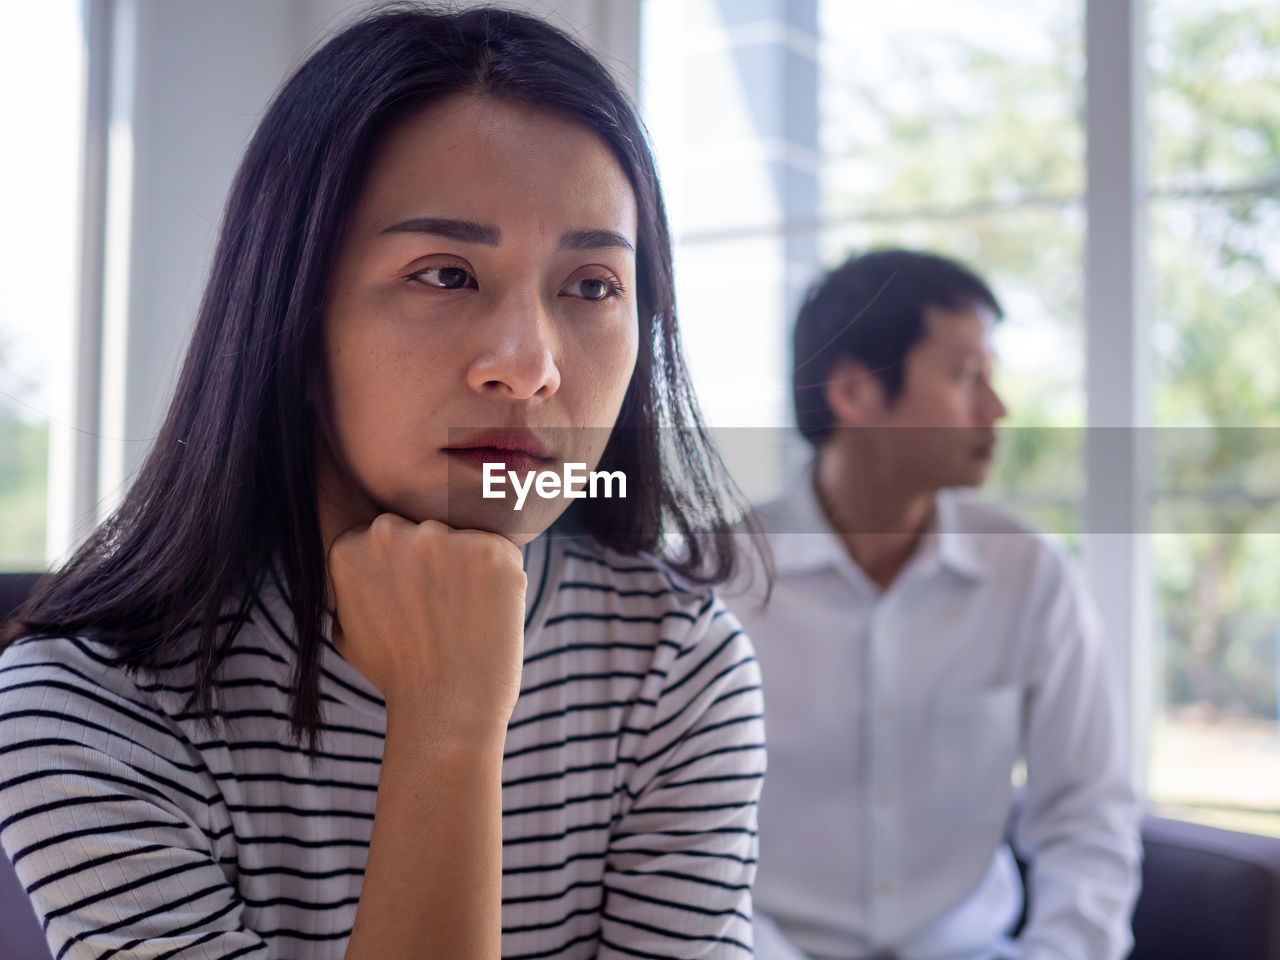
xmin=1132 ymin=814 xmax=1280 ymax=959
xmin=2 ymin=572 xmax=1280 ymax=959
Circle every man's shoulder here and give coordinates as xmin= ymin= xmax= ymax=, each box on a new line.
xmin=945 ymin=493 xmax=1073 ymax=573
xmin=741 ymin=486 xmax=823 ymax=536
xmin=744 ymin=492 xmax=796 ymax=528
xmin=946 ymin=492 xmax=1036 ymax=535
xmin=734 ymin=486 xmax=843 ymax=579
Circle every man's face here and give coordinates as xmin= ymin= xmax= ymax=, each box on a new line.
xmin=850 ymin=303 xmax=1008 ymax=491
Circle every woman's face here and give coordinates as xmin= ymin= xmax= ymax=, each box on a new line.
xmin=317 ymin=94 xmax=640 ymax=545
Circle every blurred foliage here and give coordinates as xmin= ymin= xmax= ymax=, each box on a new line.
xmin=1150 ymin=1 xmax=1280 ymax=719
xmin=1150 ymin=1 xmax=1280 ymax=189
xmin=821 ymin=0 xmax=1280 ymax=719
xmin=0 ymin=327 xmax=48 ymax=569
xmin=0 ymin=415 xmax=48 ymax=570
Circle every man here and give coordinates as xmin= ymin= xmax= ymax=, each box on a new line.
xmin=733 ymin=249 xmax=1141 ymax=960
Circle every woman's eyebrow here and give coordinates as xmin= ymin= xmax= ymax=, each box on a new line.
xmin=380 ymin=217 xmax=500 ymax=245
xmin=558 ymin=229 xmax=634 ymax=253
xmin=378 ymin=219 xmax=632 ymax=254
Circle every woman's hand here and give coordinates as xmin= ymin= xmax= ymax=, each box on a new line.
xmin=328 ymin=514 xmax=527 ymax=740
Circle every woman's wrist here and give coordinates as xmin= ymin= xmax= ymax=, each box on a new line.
xmin=383 ymin=691 xmax=511 ymax=757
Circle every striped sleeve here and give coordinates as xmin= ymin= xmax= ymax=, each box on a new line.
xmin=600 ymin=592 xmax=766 ymax=959
xmin=0 ymin=637 xmax=267 ymax=960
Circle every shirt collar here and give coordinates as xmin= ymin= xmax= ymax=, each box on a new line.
xmin=761 ymin=464 xmax=987 ymax=583
xmin=931 ymin=489 xmax=987 ymax=582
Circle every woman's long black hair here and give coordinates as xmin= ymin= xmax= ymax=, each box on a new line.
xmin=3 ymin=4 xmax=750 ymax=739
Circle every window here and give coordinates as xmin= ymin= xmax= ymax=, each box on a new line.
xmin=1147 ymin=0 xmax=1280 ymax=836
xmin=0 ymin=1 xmax=85 ymax=571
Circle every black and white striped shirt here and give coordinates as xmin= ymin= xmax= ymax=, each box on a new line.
xmin=0 ymin=536 xmax=765 ymax=959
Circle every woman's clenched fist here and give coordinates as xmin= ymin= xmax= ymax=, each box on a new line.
xmin=328 ymin=515 xmax=527 ymax=741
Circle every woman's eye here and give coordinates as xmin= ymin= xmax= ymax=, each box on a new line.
xmin=562 ymin=276 xmax=621 ymax=302
xmin=411 ymin=265 xmax=475 ymax=289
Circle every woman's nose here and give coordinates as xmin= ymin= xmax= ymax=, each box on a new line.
xmin=464 ymin=294 xmax=562 ymax=400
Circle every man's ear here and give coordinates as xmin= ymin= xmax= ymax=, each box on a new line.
xmin=824 ymin=356 xmax=885 ymax=427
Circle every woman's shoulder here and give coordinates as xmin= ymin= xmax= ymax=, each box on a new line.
xmin=542 ymin=537 xmax=753 ymax=667
xmin=0 ymin=633 xmax=152 ymax=707
xmin=0 ymin=633 xmax=203 ymax=752
xmin=551 ymin=538 xmax=722 ymax=622
xmin=524 ymin=535 xmax=761 ymax=736
xmin=556 ymin=535 xmax=715 ymax=596
xmin=0 ymin=634 xmax=196 ymax=789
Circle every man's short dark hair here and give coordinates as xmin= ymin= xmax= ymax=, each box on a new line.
xmin=792 ymin=248 xmax=1003 ymax=445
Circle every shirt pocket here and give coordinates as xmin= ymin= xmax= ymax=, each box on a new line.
xmin=928 ymin=683 xmax=1023 ymax=830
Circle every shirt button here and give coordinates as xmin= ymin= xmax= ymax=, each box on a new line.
xmin=876 ymin=878 xmax=892 ymax=895
xmin=876 ymin=701 xmax=892 ymax=719
xmin=876 ymin=789 xmax=892 ymax=805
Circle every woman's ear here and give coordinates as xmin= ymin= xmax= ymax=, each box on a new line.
xmin=823 ymin=356 xmax=885 ymax=427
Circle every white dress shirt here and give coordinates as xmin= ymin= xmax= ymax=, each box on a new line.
xmin=727 ymin=471 xmax=1141 ymax=960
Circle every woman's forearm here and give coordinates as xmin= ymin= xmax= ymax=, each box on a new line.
xmin=344 ymin=717 xmax=507 ymax=959
xmin=326 ymin=517 xmax=526 ymax=958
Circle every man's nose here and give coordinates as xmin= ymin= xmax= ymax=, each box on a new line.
xmin=979 ymin=378 xmax=1008 ymax=423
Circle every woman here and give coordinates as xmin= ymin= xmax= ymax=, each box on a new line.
xmin=0 ymin=7 xmax=764 ymax=959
